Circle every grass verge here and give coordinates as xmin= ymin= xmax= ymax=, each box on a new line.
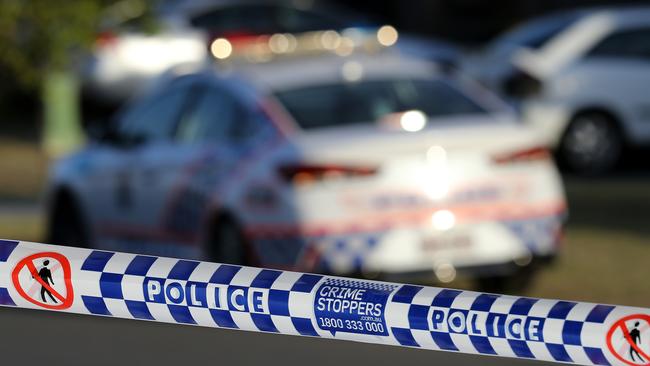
xmin=527 ymin=227 xmax=648 ymax=307
xmin=0 ymin=139 xmax=48 ymax=203
xmin=0 ymin=210 xmax=44 ymax=243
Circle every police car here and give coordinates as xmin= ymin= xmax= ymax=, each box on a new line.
xmin=47 ymin=32 xmax=567 ymax=290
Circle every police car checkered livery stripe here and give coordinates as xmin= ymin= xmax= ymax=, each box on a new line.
xmin=0 ymin=239 xmax=648 ymax=366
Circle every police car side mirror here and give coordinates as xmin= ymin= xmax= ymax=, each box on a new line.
xmin=86 ymin=116 xmax=148 ymax=148
xmin=87 ymin=121 xmax=138 ymax=148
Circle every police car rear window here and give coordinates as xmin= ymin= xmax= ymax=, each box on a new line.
xmin=274 ymin=79 xmax=486 ymax=130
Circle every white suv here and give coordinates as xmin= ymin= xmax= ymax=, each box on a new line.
xmin=465 ymin=7 xmax=650 ymax=173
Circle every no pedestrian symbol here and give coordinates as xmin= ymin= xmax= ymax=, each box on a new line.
xmin=607 ymin=314 xmax=650 ymax=366
xmin=11 ymin=252 xmax=74 ymax=310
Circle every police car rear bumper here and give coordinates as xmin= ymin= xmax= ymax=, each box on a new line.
xmin=377 ymin=254 xmax=557 ymax=284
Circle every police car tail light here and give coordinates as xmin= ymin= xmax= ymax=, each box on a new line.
xmin=278 ymin=164 xmax=377 ymax=185
xmin=492 ymin=146 xmax=550 ymax=165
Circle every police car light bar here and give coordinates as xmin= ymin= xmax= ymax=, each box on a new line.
xmin=0 ymin=238 xmax=647 ymax=366
xmin=209 ymin=26 xmax=399 ymax=63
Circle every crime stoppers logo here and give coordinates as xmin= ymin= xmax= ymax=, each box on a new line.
xmin=607 ymin=314 xmax=650 ymax=366
xmin=11 ymin=252 xmax=74 ymax=310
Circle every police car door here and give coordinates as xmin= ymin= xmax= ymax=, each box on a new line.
xmin=150 ymin=83 xmax=249 ymax=245
xmin=101 ymin=80 xmax=196 ymax=251
xmin=131 ymin=81 xmax=258 ymax=258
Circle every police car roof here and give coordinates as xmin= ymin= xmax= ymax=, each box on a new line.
xmin=221 ymin=51 xmax=443 ymax=93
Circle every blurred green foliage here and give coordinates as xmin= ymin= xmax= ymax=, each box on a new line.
xmin=0 ymin=0 xmax=156 ymax=89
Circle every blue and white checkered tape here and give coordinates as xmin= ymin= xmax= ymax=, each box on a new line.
xmin=0 ymin=239 xmax=648 ymax=366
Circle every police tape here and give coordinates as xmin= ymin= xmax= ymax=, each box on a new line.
xmin=0 ymin=238 xmax=647 ymax=366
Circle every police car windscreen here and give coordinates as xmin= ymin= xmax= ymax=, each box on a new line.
xmin=274 ymin=78 xmax=486 ymax=130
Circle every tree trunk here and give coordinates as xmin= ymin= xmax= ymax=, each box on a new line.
xmin=41 ymin=70 xmax=84 ymax=158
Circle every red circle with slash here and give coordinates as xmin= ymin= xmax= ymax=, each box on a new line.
xmin=11 ymin=252 xmax=74 ymax=310
xmin=607 ymin=314 xmax=650 ymax=366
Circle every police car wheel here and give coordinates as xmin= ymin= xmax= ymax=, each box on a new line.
xmin=206 ymin=217 xmax=247 ymax=265
xmin=47 ymin=195 xmax=89 ymax=248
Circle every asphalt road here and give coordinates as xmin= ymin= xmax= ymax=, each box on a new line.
xmin=0 ymin=307 xmax=557 ymax=366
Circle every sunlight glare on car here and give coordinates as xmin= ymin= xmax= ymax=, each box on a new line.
xmin=423 ymin=146 xmax=449 ymax=199
xmin=431 ymin=210 xmax=456 ymax=231
xmin=400 ymin=110 xmax=427 ymax=132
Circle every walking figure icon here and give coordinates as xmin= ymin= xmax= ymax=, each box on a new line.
xmin=630 ymin=321 xmax=644 ymax=363
xmin=33 ymin=260 xmax=58 ymax=303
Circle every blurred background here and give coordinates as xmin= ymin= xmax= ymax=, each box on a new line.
xmin=1 ymin=0 xmax=649 ymax=309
